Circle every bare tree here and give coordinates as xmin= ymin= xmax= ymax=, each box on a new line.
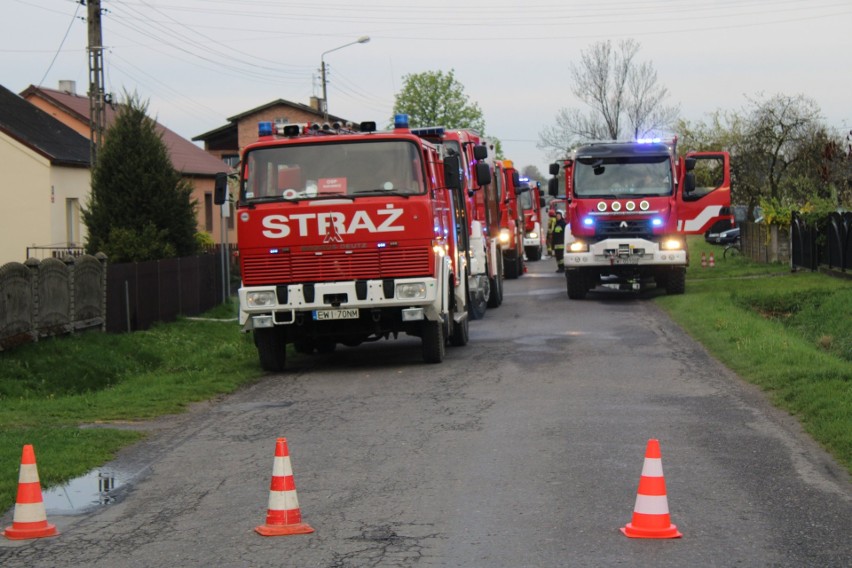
xmin=538 ymin=39 xmax=679 ymax=159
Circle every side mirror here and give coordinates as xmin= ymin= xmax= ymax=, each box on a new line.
xmin=473 ymin=144 xmax=488 ymax=161
xmin=214 ymin=172 xmax=229 ymax=205
xmin=547 ymin=177 xmax=559 ymax=197
xmin=549 ymin=163 xmax=560 ymax=176
xmin=684 ymin=172 xmax=696 ymax=195
xmin=539 ymin=197 xmax=546 ymax=208
xmin=443 ymin=155 xmax=462 ymax=190
xmin=685 ymin=157 xmax=697 ymax=172
xmin=475 ymin=162 xmax=492 ymax=186
xmin=512 ymin=171 xmax=521 ymax=187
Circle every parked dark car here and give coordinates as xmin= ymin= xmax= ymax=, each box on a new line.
xmin=705 ymin=226 xmax=740 ymax=244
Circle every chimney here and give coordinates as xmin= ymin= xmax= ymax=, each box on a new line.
xmin=58 ymin=80 xmax=76 ymax=95
xmin=309 ymin=96 xmax=322 ymax=112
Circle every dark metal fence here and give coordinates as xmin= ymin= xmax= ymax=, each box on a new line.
xmin=106 ymin=253 xmax=223 ymax=333
xmin=791 ymin=211 xmax=852 ymax=273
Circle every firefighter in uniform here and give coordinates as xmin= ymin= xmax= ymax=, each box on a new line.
xmin=546 ymin=209 xmax=557 ymax=257
xmin=553 ymin=210 xmax=566 ymax=272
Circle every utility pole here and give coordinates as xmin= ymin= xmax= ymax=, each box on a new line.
xmin=87 ymin=0 xmax=106 ymax=166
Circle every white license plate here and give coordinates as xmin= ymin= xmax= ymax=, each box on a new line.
xmin=313 ymin=308 xmax=359 ymax=321
xmin=614 ymin=257 xmax=640 ymax=264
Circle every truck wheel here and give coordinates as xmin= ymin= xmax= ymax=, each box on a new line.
xmin=503 ymin=252 xmax=519 ymax=279
xmin=525 ymin=246 xmax=542 ymax=261
xmin=254 ymin=327 xmax=287 ymax=372
xmin=450 ymin=312 xmax=469 ymax=347
xmin=487 ymin=255 xmax=504 ymax=308
xmin=665 ymin=267 xmax=686 ymax=295
xmin=421 ymin=320 xmax=445 ymax=363
xmin=467 ymin=272 xmax=488 ymax=320
xmin=566 ymin=270 xmax=587 ymax=300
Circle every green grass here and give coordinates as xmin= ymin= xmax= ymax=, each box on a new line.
xmin=0 ymin=300 xmax=261 ymax=511
xmin=1 ymin=243 xmax=849 ymax=514
xmin=657 ymin=236 xmax=852 ymax=473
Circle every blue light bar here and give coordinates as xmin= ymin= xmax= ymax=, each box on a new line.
xmin=258 ymin=121 xmax=273 ymax=137
xmin=394 ymin=114 xmax=409 ymax=129
xmin=636 ymin=137 xmax=662 ymax=144
xmin=411 ymin=126 xmax=445 ymax=137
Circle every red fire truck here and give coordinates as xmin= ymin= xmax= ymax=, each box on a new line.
xmin=519 ymin=177 xmax=545 ymax=261
xmin=548 ymin=137 xmax=731 ymax=298
xmin=215 ymin=115 xmax=473 ymax=371
xmin=495 ymin=160 xmax=526 ymax=279
xmin=411 ymin=127 xmax=503 ymax=318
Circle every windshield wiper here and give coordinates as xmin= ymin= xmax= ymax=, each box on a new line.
xmin=351 ymin=189 xmax=411 ymax=198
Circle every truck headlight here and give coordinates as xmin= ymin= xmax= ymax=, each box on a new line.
xmin=662 ymin=238 xmax=684 ymax=250
xmin=569 ymin=241 xmax=589 ymax=252
xmin=499 ymin=229 xmax=511 ymax=244
xmin=397 ymin=282 xmax=427 ymax=299
xmin=526 ymin=231 xmax=538 ymax=239
xmin=245 ymin=290 xmax=276 ymax=307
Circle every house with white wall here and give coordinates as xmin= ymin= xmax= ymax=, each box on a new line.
xmin=0 ymin=84 xmax=91 ymax=265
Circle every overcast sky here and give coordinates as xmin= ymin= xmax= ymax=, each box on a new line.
xmin=5 ymin=0 xmax=851 ymax=176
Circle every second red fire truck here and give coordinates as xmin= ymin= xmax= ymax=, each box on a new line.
xmin=216 ymin=115 xmax=476 ymax=371
xmin=548 ymin=137 xmax=731 ymax=298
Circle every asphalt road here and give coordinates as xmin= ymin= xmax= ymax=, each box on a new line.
xmin=2 ymin=259 xmax=850 ymax=567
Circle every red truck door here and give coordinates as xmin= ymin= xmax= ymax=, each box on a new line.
xmin=676 ymin=152 xmax=732 ymax=234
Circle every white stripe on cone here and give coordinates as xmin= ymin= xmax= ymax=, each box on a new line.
xmin=640 ymin=458 xmax=664 ymax=477
xmin=12 ymin=502 xmax=48 ymax=524
xmin=633 ymin=494 xmax=671 ymax=515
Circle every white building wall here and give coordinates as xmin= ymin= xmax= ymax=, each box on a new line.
xmin=0 ymin=131 xmax=90 ymax=265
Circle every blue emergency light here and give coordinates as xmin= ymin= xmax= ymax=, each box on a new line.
xmin=394 ymin=114 xmax=410 ymax=129
xmin=258 ymin=121 xmax=273 ymax=137
xmin=652 ymin=217 xmax=663 ymax=227
xmin=582 ymin=217 xmax=594 ymax=227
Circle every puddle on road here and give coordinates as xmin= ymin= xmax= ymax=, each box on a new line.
xmin=41 ymin=469 xmax=128 ymax=514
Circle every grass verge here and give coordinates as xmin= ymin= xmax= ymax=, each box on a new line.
xmin=0 ymin=301 xmax=261 ymax=511
xmin=656 ymin=236 xmax=851 ymax=473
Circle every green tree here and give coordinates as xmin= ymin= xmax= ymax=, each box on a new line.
xmin=677 ymin=93 xmax=849 ymax=214
xmin=393 ymin=69 xmax=485 ymax=131
xmin=83 ymin=92 xmax=199 ymax=262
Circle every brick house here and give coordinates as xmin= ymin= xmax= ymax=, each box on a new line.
xmin=192 ymin=96 xmax=352 ymax=166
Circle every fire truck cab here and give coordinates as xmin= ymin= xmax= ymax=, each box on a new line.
xmin=218 ymin=115 xmax=473 ymax=371
xmin=548 ymin=137 xmax=731 ymax=298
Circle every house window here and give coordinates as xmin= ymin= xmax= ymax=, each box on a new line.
xmin=66 ymin=198 xmax=80 ymax=246
xmin=223 ymin=154 xmax=239 ymax=168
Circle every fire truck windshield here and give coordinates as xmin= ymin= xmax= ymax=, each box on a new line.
xmin=518 ymin=187 xmax=535 ymax=211
xmin=573 ymin=156 xmax=672 ymax=198
xmin=243 ymin=140 xmax=424 ymax=202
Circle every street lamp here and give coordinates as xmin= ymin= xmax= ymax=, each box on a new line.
xmin=321 ymin=35 xmax=370 ymax=121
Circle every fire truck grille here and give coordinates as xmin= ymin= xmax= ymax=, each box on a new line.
xmin=596 ymin=219 xmax=653 ymax=239
xmin=242 ymin=247 xmax=432 ymax=286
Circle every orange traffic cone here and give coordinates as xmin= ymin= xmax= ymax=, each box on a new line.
xmin=620 ymin=439 xmax=682 ymax=539
xmin=3 ymin=445 xmax=58 ymax=540
xmin=708 ymin=252 xmax=715 ymax=268
xmin=255 ymin=438 xmax=314 ymax=536
xmin=700 ymin=251 xmax=707 ymax=268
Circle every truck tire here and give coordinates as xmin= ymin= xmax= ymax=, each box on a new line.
xmin=566 ymin=270 xmax=587 ymax=300
xmin=467 ymin=271 xmax=488 ymax=320
xmin=421 ymin=320 xmax=445 ymax=363
xmin=487 ymin=255 xmax=504 ymax=308
xmin=503 ymin=251 xmax=520 ymax=279
xmin=665 ymin=267 xmax=686 ymax=295
xmin=525 ymin=246 xmax=542 ymax=261
xmin=254 ymin=327 xmax=287 ymax=372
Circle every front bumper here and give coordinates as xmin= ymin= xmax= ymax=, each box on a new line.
xmin=565 ymin=237 xmax=687 ymax=267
